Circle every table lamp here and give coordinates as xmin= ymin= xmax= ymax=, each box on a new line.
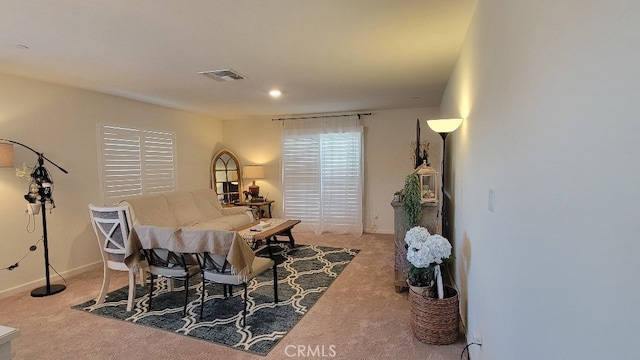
xmin=243 ymin=165 xmax=264 ymax=197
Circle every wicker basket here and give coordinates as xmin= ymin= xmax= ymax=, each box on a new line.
xmin=409 ymin=285 xmax=459 ymax=345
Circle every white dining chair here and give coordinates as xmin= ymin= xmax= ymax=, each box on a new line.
xmin=89 ymin=204 xmax=147 ymax=311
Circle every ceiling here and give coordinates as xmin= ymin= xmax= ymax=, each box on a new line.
xmin=0 ymin=1 xmax=476 ymax=120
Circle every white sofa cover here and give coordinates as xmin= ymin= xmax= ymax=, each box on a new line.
xmin=120 ymin=189 xmax=254 ymax=230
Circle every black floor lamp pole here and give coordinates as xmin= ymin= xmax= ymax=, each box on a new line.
xmin=426 ymin=118 xmax=463 ymax=238
xmin=0 ymin=139 xmax=68 ymax=297
xmin=439 ymin=132 xmax=449 ymax=238
xmin=31 ymin=189 xmax=66 ymax=297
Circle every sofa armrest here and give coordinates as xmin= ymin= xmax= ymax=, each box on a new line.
xmin=221 ymin=206 xmax=250 ymax=216
xmin=221 ymin=206 xmax=255 ymax=222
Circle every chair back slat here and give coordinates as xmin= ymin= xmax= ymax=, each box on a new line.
xmin=198 ymin=252 xmax=230 ymax=273
xmin=145 ymin=249 xmax=197 ymax=269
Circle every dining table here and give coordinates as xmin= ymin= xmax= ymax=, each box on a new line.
xmin=123 ymin=224 xmax=256 ymax=281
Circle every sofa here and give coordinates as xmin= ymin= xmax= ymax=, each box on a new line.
xmin=120 ymin=189 xmax=254 ymax=230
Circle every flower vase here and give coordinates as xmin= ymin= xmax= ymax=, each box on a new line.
xmin=407 ymin=281 xmax=435 ymax=298
xmin=409 ymin=285 xmax=459 ymax=345
xmin=27 ymin=203 xmax=41 ymax=215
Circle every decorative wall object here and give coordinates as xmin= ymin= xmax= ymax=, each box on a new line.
xmin=411 ymin=118 xmax=430 ymax=168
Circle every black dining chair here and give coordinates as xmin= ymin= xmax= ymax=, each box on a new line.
xmin=143 ymin=249 xmax=200 ymax=316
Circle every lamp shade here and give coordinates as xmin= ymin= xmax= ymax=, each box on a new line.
xmin=426 ymin=118 xmax=463 ymax=134
xmin=0 ymin=143 xmax=14 ymax=167
xmin=243 ymin=165 xmax=264 ymax=179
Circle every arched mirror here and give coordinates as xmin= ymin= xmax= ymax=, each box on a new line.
xmin=211 ymin=149 xmax=242 ymax=205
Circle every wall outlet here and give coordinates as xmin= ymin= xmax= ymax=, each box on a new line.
xmin=473 ymin=332 xmax=482 ymax=345
xmin=472 ymin=332 xmax=483 ymax=360
xmin=488 ymin=188 xmax=495 ymax=212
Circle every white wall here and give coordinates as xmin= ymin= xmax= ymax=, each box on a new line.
xmin=222 ymin=108 xmax=441 ymax=234
xmin=0 ymin=73 xmax=223 ymax=296
xmin=441 ymin=1 xmax=640 ymax=359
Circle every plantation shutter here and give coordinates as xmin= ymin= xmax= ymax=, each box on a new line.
xmin=281 ymin=118 xmax=363 ymax=236
xmin=320 ymin=131 xmax=362 ymax=232
xmin=99 ymin=125 xmax=176 ymax=203
xmin=282 ymin=135 xmax=321 ymax=227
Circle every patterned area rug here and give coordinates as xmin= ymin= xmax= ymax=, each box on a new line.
xmin=72 ymin=244 xmax=359 ymax=356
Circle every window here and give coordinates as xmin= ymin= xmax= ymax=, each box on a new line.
xmin=282 ymin=118 xmax=363 ymax=236
xmin=98 ymin=125 xmax=176 ymax=203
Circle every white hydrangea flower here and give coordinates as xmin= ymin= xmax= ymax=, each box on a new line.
xmin=404 ymin=226 xmax=430 ymax=247
xmin=405 ymin=227 xmax=451 ymax=269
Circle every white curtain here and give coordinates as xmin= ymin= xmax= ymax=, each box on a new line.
xmin=281 ymin=117 xmax=363 ymax=236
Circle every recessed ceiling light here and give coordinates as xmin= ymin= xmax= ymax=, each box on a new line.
xmin=269 ymin=89 xmax=282 ymax=98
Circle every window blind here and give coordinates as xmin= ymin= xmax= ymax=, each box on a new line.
xmin=282 ymin=126 xmax=363 ymax=235
xmin=99 ymin=125 xmax=176 ymax=203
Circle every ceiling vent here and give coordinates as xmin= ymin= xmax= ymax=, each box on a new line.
xmin=198 ymin=69 xmax=247 ymax=82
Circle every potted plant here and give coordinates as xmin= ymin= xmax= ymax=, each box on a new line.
xmin=25 ymin=194 xmax=41 ymax=215
xmin=402 ymin=173 xmax=421 ymax=227
xmin=392 ymin=189 xmax=403 ymax=203
xmin=24 ymin=181 xmax=41 ymax=214
xmin=404 ymin=226 xmax=451 ymax=296
xmin=404 ymin=226 xmax=459 ymax=345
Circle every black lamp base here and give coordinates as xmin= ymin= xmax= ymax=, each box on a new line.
xmin=31 ymin=284 xmax=66 ymax=297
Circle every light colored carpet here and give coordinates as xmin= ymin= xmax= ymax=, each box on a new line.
xmin=0 ymin=232 xmax=465 ymax=359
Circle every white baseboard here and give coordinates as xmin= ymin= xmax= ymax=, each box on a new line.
xmin=364 ymin=228 xmax=394 ymax=235
xmin=0 ymin=261 xmax=102 ymax=299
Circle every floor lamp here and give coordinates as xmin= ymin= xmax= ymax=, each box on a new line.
xmin=0 ymin=139 xmax=69 ymax=297
xmin=426 ymin=119 xmax=463 ymax=237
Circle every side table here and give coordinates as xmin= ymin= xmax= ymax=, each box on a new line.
xmin=0 ymin=325 xmax=20 ymax=360
xmin=234 ymin=200 xmax=274 ymax=218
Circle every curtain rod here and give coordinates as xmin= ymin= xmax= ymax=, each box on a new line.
xmin=272 ymin=112 xmax=372 ymax=121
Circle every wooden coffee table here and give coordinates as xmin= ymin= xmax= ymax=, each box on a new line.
xmin=236 ymin=218 xmax=301 ymax=256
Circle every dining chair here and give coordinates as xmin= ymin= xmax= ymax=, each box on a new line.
xmin=88 ymin=204 xmax=147 ymax=311
xmin=197 ymin=251 xmax=278 ymax=326
xmin=143 ymin=249 xmax=200 ymax=316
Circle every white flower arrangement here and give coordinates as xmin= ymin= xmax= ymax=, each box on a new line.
xmin=405 ymin=226 xmax=452 ymax=298
xmin=405 ymin=227 xmax=451 ymax=268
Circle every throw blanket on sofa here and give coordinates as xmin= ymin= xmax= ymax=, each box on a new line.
xmin=124 ymin=225 xmax=255 ymax=282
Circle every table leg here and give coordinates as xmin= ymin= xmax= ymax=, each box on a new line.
xmin=280 ymin=228 xmax=295 ymax=248
xmin=266 ymin=236 xmax=274 ymax=258
xmin=272 ymin=261 xmax=279 ymax=303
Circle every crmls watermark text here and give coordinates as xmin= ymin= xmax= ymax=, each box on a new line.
xmin=284 ymin=345 xmax=337 ymax=358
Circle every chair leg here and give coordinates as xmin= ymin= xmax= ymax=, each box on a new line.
xmin=96 ymin=265 xmax=111 ymax=305
xmin=200 ymin=278 xmax=206 ymax=319
xmin=127 ymin=270 xmax=136 ymax=311
xmin=183 ymin=275 xmax=190 ymax=316
xmin=148 ymin=274 xmax=155 ymax=311
xmin=272 ymin=262 xmax=279 ymax=303
xmin=137 ymin=267 xmax=147 ymax=285
xmin=242 ymin=284 xmax=248 ymax=327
